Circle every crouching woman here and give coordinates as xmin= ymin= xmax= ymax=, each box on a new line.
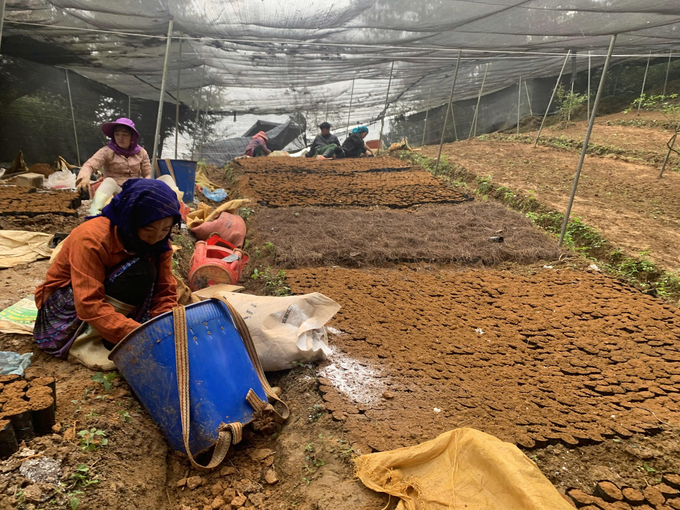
xmin=33 ymin=179 xmax=182 ymax=368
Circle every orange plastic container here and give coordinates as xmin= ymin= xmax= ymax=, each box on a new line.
xmin=189 ymin=234 xmax=249 ymax=291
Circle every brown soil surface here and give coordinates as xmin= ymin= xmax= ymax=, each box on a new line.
xmin=0 ymin=213 xmax=82 ymax=234
xmin=423 ymin=140 xmax=680 ymax=271
xmin=286 ymin=267 xmax=680 ymax=454
xmin=233 ymin=155 xmax=411 ymax=174
xmin=0 ymin=187 xmax=79 ymax=216
xmin=250 ymin=202 xmax=561 ymax=267
xmin=522 ymin=111 xmax=679 ymax=166
xmin=241 ymin=169 xmax=471 ymax=208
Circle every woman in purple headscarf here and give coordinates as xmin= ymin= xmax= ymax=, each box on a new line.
xmin=34 ymin=179 xmax=182 ymax=364
xmin=76 ymin=118 xmax=154 ymax=214
xmin=77 ymin=118 xmax=151 ymax=191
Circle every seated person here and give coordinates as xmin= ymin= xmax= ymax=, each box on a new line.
xmin=306 ymin=122 xmax=341 ymax=157
xmin=33 ymin=179 xmax=182 ymax=364
xmin=338 ymin=126 xmax=374 ymax=158
xmin=244 ymin=131 xmax=271 ymax=157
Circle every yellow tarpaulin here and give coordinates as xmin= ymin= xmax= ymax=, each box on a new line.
xmin=0 ymin=231 xmax=53 ymax=268
xmin=355 ymin=428 xmax=573 ymax=510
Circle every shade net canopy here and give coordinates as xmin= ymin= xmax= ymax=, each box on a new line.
xmin=4 ymin=0 xmax=680 ymax=127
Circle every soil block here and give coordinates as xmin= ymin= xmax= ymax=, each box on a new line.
xmin=31 ymin=377 xmax=56 ymax=409
xmin=3 ymin=400 xmax=35 ymax=443
xmin=29 ymin=395 xmax=55 ymax=436
xmin=0 ymin=420 xmax=18 ymax=459
xmin=0 ymin=375 xmax=19 ymax=384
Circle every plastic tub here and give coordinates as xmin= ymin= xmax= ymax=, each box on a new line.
xmin=156 ymin=159 xmax=197 ymax=203
xmin=109 ymin=299 xmax=267 ymax=455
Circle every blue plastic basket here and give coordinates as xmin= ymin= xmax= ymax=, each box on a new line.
xmin=156 ymin=159 xmax=197 ymax=203
xmin=109 ymin=299 xmax=268 ymax=455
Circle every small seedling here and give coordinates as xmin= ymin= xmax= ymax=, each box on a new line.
xmin=118 ymin=410 xmax=132 ymax=423
xmin=70 ymin=465 xmax=100 ymax=488
xmin=78 ymin=428 xmax=108 ymax=451
xmin=86 ymin=411 xmax=99 ymax=418
xmin=637 ymin=462 xmax=656 ymax=473
xmin=304 ymin=442 xmax=314 ymax=453
xmin=308 ymin=405 xmax=324 ymax=422
xmin=91 ymin=372 xmax=117 ymax=392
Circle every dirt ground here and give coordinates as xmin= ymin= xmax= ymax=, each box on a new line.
xmin=241 ymin=167 xmax=471 ymax=208
xmin=422 ymin=137 xmax=680 ymax=271
xmin=0 ymin=188 xmax=79 ymax=217
xmin=232 ymin=156 xmax=411 ymax=175
xmin=250 ymin=202 xmax=561 ymax=267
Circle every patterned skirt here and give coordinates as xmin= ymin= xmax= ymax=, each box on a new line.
xmin=34 ymin=258 xmax=153 ymax=358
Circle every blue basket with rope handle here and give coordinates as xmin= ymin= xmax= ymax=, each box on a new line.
xmin=109 ymin=298 xmax=288 ymax=469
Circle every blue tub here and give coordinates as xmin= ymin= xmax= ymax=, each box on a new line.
xmin=157 ymin=159 xmax=197 ymax=203
xmin=109 ymin=299 xmax=268 ymax=455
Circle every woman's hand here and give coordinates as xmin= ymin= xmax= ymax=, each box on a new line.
xmin=76 ymin=177 xmax=90 ymax=193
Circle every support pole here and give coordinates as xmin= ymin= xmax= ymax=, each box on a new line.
xmin=434 ymin=50 xmax=462 ymax=176
xmin=659 ymin=123 xmax=680 ymax=178
xmin=517 ymin=77 xmax=522 ymax=134
xmin=637 ymin=50 xmax=652 ymax=116
xmin=568 ymin=52 xmax=577 ymax=122
xmin=346 ymin=79 xmax=355 ymax=137
xmin=128 ymin=95 xmax=131 ymax=118
xmin=587 ymin=51 xmax=591 ymax=120
xmin=421 ymin=87 xmax=432 ymax=146
xmin=449 ymin=101 xmax=458 ymax=141
xmin=468 ymin=63 xmax=489 ymax=139
xmin=558 ymin=35 xmax=617 ymax=246
xmin=174 ymin=37 xmax=182 ymax=159
xmin=64 ymin=69 xmax=81 ymax=166
xmin=378 ymin=62 xmax=395 ymax=155
xmin=524 ymin=80 xmax=533 ymax=116
xmin=151 ymin=18 xmax=174 ymax=165
xmin=0 ymin=0 xmax=6 ymax=52
xmin=199 ymin=85 xmax=213 ymax=160
xmin=663 ymin=51 xmax=673 ymax=97
xmin=534 ymin=50 xmax=571 ymax=147
xmin=191 ymin=66 xmax=207 ymax=160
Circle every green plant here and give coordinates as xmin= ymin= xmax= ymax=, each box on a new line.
xmin=69 ymin=492 xmax=83 ymax=510
xmin=251 ymin=266 xmax=291 ymax=296
xmin=70 ymin=465 xmax=100 ymax=488
xmin=637 ymin=462 xmax=656 ymax=473
xmin=118 ymin=410 xmax=132 ymax=423
xmin=555 ymin=86 xmax=587 ymax=126
xmin=239 ymin=207 xmax=254 ymax=220
xmin=91 ymin=372 xmax=117 ymax=392
xmin=308 ymin=405 xmax=324 ymax=422
xmin=78 ymin=428 xmax=109 ymax=451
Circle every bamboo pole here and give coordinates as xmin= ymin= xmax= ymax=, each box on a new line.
xmin=64 ymin=69 xmax=81 ymax=166
xmin=468 ymin=63 xmax=489 ymax=139
xmin=128 ymin=95 xmax=131 ymax=118
xmin=534 ymin=50 xmax=571 ymax=147
xmin=190 ymin=66 xmax=206 ymax=160
xmin=434 ymin=50 xmax=462 ymax=176
xmin=174 ymin=37 xmax=182 ymax=159
xmin=587 ymin=51 xmax=591 ymax=120
xmin=199 ymin=85 xmax=213 ymax=160
xmin=421 ymin=87 xmax=432 ymax=146
xmin=378 ymin=62 xmax=395 ymax=155
xmin=663 ymin=51 xmax=673 ymax=97
xmin=524 ymin=80 xmax=533 ymax=116
xmin=637 ymin=50 xmax=652 ymax=116
xmin=558 ymin=35 xmax=617 ymax=246
xmin=659 ymin=123 xmax=680 ymax=178
xmin=346 ymin=79 xmax=355 ymax=137
xmin=517 ymin=77 xmax=522 ymax=134
xmin=151 ymin=18 xmax=174 ymax=165
xmin=449 ymin=101 xmax=458 ymax=141
xmin=0 ymin=0 xmax=6 ymax=52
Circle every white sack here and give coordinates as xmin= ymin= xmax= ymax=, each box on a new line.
xmin=214 ymin=291 xmax=340 ymax=371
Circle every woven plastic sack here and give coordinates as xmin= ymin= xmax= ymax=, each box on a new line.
xmin=200 ymin=291 xmax=340 ymax=371
xmin=190 ymin=212 xmax=246 ymax=249
xmin=355 ymin=428 xmax=573 ymax=510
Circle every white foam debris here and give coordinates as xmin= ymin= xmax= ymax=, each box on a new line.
xmin=433 ymin=407 xmax=442 ymax=413
xmin=475 ymin=328 xmax=484 ymax=335
xmin=326 ymin=326 xmax=343 ymax=335
xmin=318 ymin=347 xmax=386 ymax=406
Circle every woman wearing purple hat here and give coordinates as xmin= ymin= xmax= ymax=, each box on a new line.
xmin=76 ymin=118 xmax=152 ymax=214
